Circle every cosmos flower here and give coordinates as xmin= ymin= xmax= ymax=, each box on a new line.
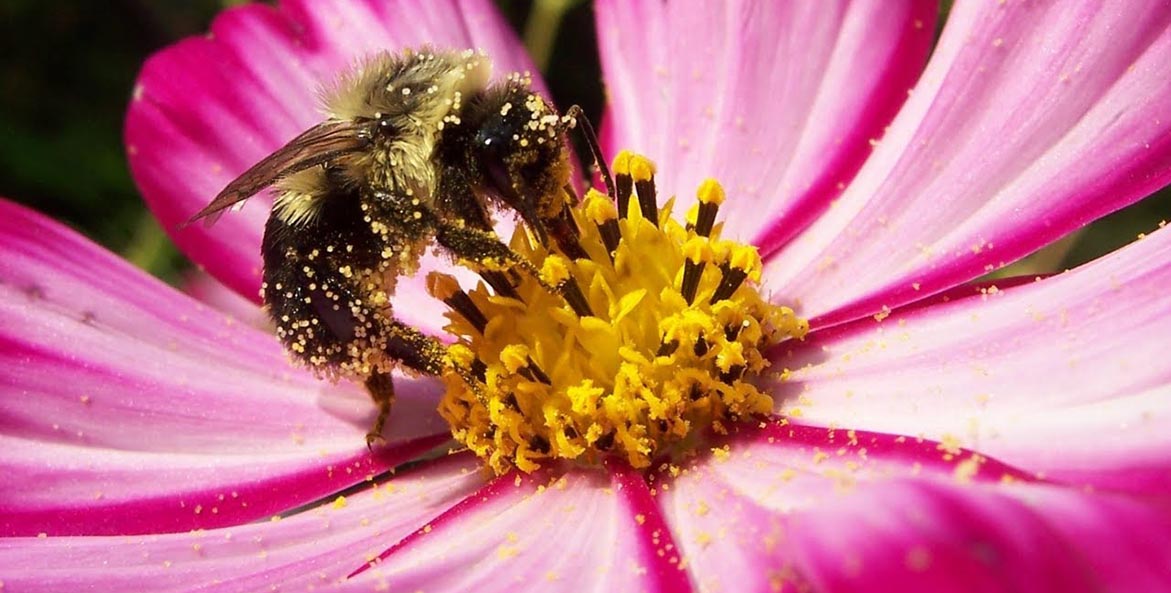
xmin=3 ymin=0 xmax=1171 ymax=590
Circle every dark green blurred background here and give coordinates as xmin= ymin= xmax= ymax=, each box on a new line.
xmin=1 ymin=0 xmax=1168 ymax=285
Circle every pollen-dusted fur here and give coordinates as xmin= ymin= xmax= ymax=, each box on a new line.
xmin=191 ymin=47 xmax=581 ymax=445
xmin=319 ymin=48 xmax=491 ymax=197
xmin=273 ymin=48 xmax=492 ymax=227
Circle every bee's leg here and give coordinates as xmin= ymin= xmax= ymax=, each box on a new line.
xmin=383 ymin=319 xmax=447 ymax=376
xmin=364 ymin=371 xmax=395 ymax=449
xmin=565 ymin=105 xmax=615 ymax=199
xmin=363 ymin=315 xmax=488 ymax=448
xmin=434 ymin=221 xmax=594 ymax=317
xmin=383 ymin=316 xmax=487 ymax=401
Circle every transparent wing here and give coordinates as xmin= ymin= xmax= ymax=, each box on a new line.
xmin=188 ymin=119 xmax=372 ymax=225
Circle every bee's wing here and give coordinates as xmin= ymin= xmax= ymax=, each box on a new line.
xmin=188 ymin=119 xmax=372 ymax=225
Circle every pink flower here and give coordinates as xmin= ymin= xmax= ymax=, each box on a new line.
xmin=3 ymin=0 xmax=1171 ymax=590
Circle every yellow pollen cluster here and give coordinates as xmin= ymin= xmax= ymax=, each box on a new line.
xmin=432 ymin=152 xmax=807 ymax=473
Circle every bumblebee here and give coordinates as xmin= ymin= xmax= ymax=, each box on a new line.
xmin=191 ymin=48 xmax=599 ymax=445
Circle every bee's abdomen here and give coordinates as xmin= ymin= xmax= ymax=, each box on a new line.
xmin=261 ymin=192 xmax=401 ymax=380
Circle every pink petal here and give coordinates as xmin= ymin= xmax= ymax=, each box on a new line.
xmin=181 ymin=270 xmax=270 ymax=328
xmin=125 ymin=0 xmax=540 ymax=334
xmin=0 ymin=455 xmax=485 ymax=592
xmin=0 ymin=200 xmax=449 ymax=536
xmin=595 ymin=0 xmax=936 ymax=249
xmin=765 ymin=0 xmax=1171 ymax=326
xmin=348 ymin=465 xmax=690 ymax=592
xmin=659 ymin=422 xmax=1171 ymax=592
xmin=775 ymin=223 xmax=1171 ymax=495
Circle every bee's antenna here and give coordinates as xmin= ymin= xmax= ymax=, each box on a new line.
xmin=565 ymin=105 xmax=616 ymax=200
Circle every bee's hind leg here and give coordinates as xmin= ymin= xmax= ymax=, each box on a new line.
xmin=363 ymin=371 xmax=395 ymax=449
xmin=362 ymin=318 xmax=445 ymax=450
xmin=365 ymin=317 xmax=486 ymax=446
xmin=385 ymin=317 xmax=486 ymax=397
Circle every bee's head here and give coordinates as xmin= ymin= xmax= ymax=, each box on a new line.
xmin=471 ymin=84 xmax=572 ymax=239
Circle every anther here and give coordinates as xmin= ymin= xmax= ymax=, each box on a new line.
xmin=446 ymin=291 xmax=487 ymax=333
xmin=693 ymin=336 xmax=710 ymax=356
xmin=597 ymin=220 xmax=621 ymax=258
xmin=520 ymin=356 xmax=552 ymax=384
xmin=710 ymin=246 xmax=759 ymax=303
xmin=428 ymin=273 xmax=488 ymax=333
xmin=656 ymin=339 xmax=680 ymax=357
xmin=724 ymin=321 xmax=744 ymax=341
xmin=501 ymin=345 xmax=552 ymax=385
xmin=584 ymin=190 xmax=620 ymax=258
xmin=710 ymin=264 xmax=748 ymax=303
xmin=612 ymin=150 xmax=635 ymax=219
xmin=559 ymin=279 xmax=594 ymax=318
xmin=694 ymin=179 xmax=725 ymax=237
xmin=443 ymin=345 xmax=489 ymax=403
xmin=627 ymin=154 xmax=659 ymax=225
xmin=681 ymin=261 xmax=704 ymax=304
xmin=680 ymin=237 xmax=712 ymax=304
xmin=481 ymin=270 xmax=522 ymax=301
xmin=541 ymin=255 xmax=594 ymax=317
xmin=720 ymin=365 xmax=746 ymax=382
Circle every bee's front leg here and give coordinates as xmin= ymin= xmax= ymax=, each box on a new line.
xmin=434 ymin=222 xmax=594 ymax=318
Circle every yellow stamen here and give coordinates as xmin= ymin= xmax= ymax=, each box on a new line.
xmin=696 ymin=178 xmax=726 ymax=205
xmin=627 ymin=154 xmax=656 ymax=182
xmin=611 ymin=150 xmax=635 ymax=176
xmin=539 ymin=255 xmax=572 ymax=286
xmin=583 ymin=192 xmax=618 ymax=225
xmin=433 ymin=152 xmax=807 ymax=474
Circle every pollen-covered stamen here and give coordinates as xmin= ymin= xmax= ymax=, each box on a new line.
xmin=691 ymin=178 xmax=724 ymax=237
xmin=432 ymin=152 xmax=808 ymax=474
xmin=712 ymin=264 xmax=748 ymax=303
xmin=680 ymin=236 xmax=710 ymax=304
xmin=710 ymin=246 xmax=759 ymax=304
xmin=540 ymin=254 xmax=594 ymax=317
xmin=427 ymin=273 xmax=488 ymax=333
xmin=612 ymin=151 xmax=635 ymax=220
xmin=612 ymin=150 xmax=660 ymax=224
xmin=479 ymin=269 xmax=522 ymax=301
xmin=584 ymin=193 xmax=621 ymax=259
xmin=631 ymin=163 xmax=659 ymax=224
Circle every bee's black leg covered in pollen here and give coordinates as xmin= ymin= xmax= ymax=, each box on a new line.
xmin=367 ymin=318 xmax=491 ymax=445
xmin=379 ymin=319 xmax=442 ymax=375
xmin=434 ymin=220 xmax=594 ymax=317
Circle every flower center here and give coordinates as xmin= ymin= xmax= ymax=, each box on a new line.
xmin=429 ymin=151 xmax=807 ymax=473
